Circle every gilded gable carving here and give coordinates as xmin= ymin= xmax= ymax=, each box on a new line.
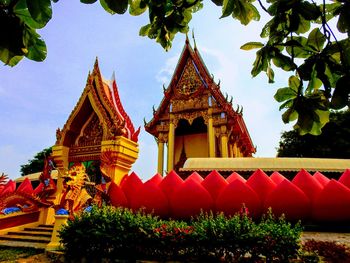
xmin=175 ymin=59 xmax=203 ymax=97
xmin=76 ymin=114 xmax=103 ymax=147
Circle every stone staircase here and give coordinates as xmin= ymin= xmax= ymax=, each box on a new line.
xmin=0 ymin=224 xmax=54 ymax=249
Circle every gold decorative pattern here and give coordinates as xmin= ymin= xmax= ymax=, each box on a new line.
xmin=173 ymin=110 xmax=208 ymax=126
xmin=76 ymin=114 xmax=103 ymax=147
xmin=69 ymin=145 xmax=101 ymax=162
xmin=175 ymin=59 xmax=203 ymax=96
xmin=172 ymin=96 xmax=208 ymax=113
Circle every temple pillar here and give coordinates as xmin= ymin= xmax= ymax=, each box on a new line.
xmin=167 ymin=115 xmax=175 ymax=172
xmin=101 ymin=136 xmax=139 ymax=185
xmin=51 ymin=145 xmax=69 ymax=193
xmin=220 ymin=126 xmax=228 ymax=157
xmin=208 ymin=109 xmax=215 ymax=157
xmin=157 ymin=134 xmax=165 ymax=175
xmin=233 ymin=142 xmax=238 ymax=157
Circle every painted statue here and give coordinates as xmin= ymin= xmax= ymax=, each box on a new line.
xmin=54 ymin=163 xmax=92 ymax=217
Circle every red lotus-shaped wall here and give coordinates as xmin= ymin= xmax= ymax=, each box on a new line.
xmin=5 ymin=168 xmax=350 ymax=223
xmin=312 ymin=179 xmax=350 ymax=222
xmin=216 ymin=180 xmax=261 ymax=218
xmin=107 ymin=169 xmax=350 ymax=222
xmin=264 ymin=179 xmax=311 ymax=221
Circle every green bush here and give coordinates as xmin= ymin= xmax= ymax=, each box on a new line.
xmin=59 ymin=206 xmax=302 ymax=262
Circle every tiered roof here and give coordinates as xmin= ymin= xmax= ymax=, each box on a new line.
xmin=145 ymin=38 xmax=255 ymax=155
xmin=56 ymin=59 xmax=140 ymax=151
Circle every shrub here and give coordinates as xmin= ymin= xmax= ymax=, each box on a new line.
xmin=255 ymin=210 xmax=302 ymax=262
xmin=60 ymin=206 xmax=161 ymax=261
xmin=60 ymin=205 xmax=302 ymax=262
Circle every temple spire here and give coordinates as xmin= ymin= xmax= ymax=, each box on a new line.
xmin=192 ymin=29 xmax=197 ymax=50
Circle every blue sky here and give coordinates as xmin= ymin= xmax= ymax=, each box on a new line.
xmin=0 ymin=1 xmax=292 ymax=181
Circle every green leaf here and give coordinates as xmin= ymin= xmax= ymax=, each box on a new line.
xmin=81 ymin=0 xmax=98 ymax=3
xmin=272 ymin=53 xmax=296 ymax=71
xmin=274 ymin=87 xmax=298 ymax=102
xmin=296 ymin=15 xmax=310 ymax=34
xmin=0 ymin=47 xmax=24 ymax=66
xmin=307 ymin=28 xmax=326 ymax=52
xmin=211 ymin=0 xmax=223 ymax=6
xmin=286 ymin=36 xmax=312 ymax=58
xmin=331 ymin=76 xmax=350 ymax=109
xmin=308 ymin=110 xmax=329 ymax=135
xmin=221 ymin=0 xmax=234 ymax=18
xmin=279 ymin=99 xmax=294 ymax=110
xmin=7 ymin=55 xmax=24 ymax=66
xmin=305 ymin=73 xmax=322 ymax=95
xmin=267 ymin=64 xmax=274 ymax=83
xmin=22 ymin=26 xmax=47 ymax=61
xmin=100 ymin=0 xmax=129 ymax=14
xmin=240 ymin=42 xmax=264 ymax=50
xmin=338 ymin=39 xmax=350 ymax=68
xmin=233 ymin=0 xmax=260 ymax=25
xmin=282 ymin=108 xmax=298 ymax=123
xmin=294 ymin=111 xmax=313 ymax=135
xmin=129 ymin=0 xmax=148 ymax=16
xmin=14 ymin=0 xmax=49 ymax=29
xmin=260 ymin=20 xmax=272 ymax=38
xmin=251 ymin=48 xmax=268 ymax=77
xmin=337 ymin=4 xmax=350 ymax=34
xmin=298 ymin=1 xmax=321 ymax=21
xmin=288 ymin=75 xmax=301 ymax=93
xmin=27 ymin=0 xmax=52 ymax=25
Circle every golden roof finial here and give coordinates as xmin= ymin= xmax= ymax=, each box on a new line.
xmin=192 ymin=29 xmax=197 ymax=50
xmin=185 ymin=32 xmax=189 ymax=45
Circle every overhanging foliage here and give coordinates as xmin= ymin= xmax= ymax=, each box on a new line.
xmin=1 ymin=0 xmax=349 ymax=134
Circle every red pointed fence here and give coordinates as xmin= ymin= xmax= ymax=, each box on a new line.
xmin=3 ymin=168 xmax=350 ymax=223
xmin=108 ymin=169 xmax=350 ymax=222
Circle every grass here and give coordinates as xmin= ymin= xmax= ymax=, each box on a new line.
xmin=0 ymin=246 xmax=43 ymax=262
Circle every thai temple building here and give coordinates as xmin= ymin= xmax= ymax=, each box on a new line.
xmin=1 ymin=39 xmax=350 ymax=252
xmin=0 ymin=59 xmax=141 ymax=249
xmin=52 ymin=59 xmax=140 ymax=188
xmin=145 ymin=38 xmax=255 ymax=175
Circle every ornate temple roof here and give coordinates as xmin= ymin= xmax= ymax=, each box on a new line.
xmin=145 ymin=38 xmax=255 ymax=155
xmin=56 ymin=59 xmax=140 ymax=151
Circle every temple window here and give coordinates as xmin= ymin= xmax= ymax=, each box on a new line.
xmin=208 ymin=96 xmax=212 ymax=107
xmin=221 ymin=112 xmax=225 ymax=118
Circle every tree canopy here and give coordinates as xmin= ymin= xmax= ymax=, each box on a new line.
xmin=277 ymin=110 xmax=350 ymax=158
xmin=1 ymin=0 xmax=349 ymax=135
xmin=20 ymin=147 xmax=52 ymax=176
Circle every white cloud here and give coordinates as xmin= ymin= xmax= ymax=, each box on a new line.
xmin=131 ymin=131 xmax=158 ymax=182
xmin=155 ymin=55 xmax=179 ymax=85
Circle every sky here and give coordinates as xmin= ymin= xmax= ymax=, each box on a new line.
xmin=0 ymin=1 xmax=293 ymax=181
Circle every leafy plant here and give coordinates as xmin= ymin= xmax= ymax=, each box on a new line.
xmin=20 ymin=147 xmax=53 ymax=175
xmin=1 ymin=0 xmax=349 ymax=134
xmin=277 ymin=109 xmax=350 ymax=158
xmin=60 ymin=205 xmax=303 ymax=262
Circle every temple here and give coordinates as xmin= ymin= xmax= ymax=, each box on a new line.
xmin=145 ymin=38 xmax=255 ymax=175
xmin=52 ymin=58 xmax=140 ymax=189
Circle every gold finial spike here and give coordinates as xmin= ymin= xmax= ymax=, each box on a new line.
xmin=192 ymin=29 xmax=197 ymax=50
xmin=185 ymin=32 xmax=190 ymax=45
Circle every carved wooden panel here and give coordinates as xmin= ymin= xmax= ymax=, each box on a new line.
xmin=175 ymin=59 xmax=203 ymax=96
